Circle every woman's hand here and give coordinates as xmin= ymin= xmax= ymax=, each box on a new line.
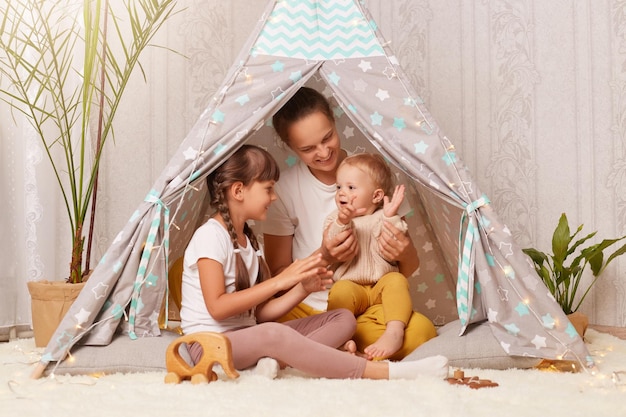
xmin=320 ymin=223 xmax=359 ymax=266
xmin=378 ymin=220 xmax=419 ymax=276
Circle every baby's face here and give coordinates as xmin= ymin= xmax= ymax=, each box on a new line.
xmin=335 ymin=164 xmax=380 ymax=216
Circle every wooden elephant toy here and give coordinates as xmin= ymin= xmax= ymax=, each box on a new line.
xmin=164 ymin=332 xmax=240 ymax=384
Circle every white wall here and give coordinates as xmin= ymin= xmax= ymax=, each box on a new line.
xmin=90 ymin=0 xmax=626 ymax=326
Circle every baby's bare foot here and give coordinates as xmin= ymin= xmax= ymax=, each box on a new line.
xmin=363 ymin=322 xmax=404 ymax=359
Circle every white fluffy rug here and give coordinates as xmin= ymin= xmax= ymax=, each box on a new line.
xmin=1 ymin=329 xmax=625 ymax=417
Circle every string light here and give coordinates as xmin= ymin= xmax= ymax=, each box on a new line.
xmin=502 ymin=265 xmax=514 ymax=277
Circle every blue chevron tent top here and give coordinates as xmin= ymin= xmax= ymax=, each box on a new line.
xmin=254 ymin=0 xmax=384 ymax=60
xmin=35 ymin=0 xmax=594 ymax=376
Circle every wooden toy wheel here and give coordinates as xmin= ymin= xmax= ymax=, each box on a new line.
xmin=164 ymin=372 xmax=182 ymax=384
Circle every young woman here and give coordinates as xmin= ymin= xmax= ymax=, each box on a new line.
xmin=179 ymin=144 xmax=448 ymax=380
xmin=262 ymin=87 xmax=437 ymax=360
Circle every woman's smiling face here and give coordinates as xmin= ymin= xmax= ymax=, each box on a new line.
xmin=286 ymin=111 xmax=342 ymax=185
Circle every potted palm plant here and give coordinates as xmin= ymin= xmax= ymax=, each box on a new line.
xmin=522 ymin=213 xmax=626 ymax=336
xmin=0 ymin=0 xmax=179 ymax=346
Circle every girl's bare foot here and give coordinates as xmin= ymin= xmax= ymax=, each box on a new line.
xmin=363 ymin=321 xmax=405 ymax=359
xmin=341 ymin=340 xmax=371 ymax=359
xmin=342 ymin=340 xmax=357 ymax=354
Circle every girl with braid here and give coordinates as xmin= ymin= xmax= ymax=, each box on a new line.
xmin=180 ymin=144 xmax=448 ymax=380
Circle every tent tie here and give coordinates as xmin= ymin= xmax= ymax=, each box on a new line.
xmin=128 ymin=191 xmax=171 ymax=339
xmin=463 ymin=195 xmax=490 ymax=215
xmin=456 ymin=195 xmax=490 ymax=332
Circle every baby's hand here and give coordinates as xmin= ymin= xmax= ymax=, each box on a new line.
xmin=383 ymin=184 xmax=405 ymax=217
xmin=337 ymin=195 xmax=361 ymax=225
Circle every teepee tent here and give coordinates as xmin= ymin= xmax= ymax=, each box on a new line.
xmin=37 ymin=0 xmax=593 ymax=372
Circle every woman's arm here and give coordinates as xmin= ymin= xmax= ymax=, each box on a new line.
xmin=263 ymin=233 xmax=295 ymax=275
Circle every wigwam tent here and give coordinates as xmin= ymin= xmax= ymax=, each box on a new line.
xmin=36 ymin=0 xmax=593 ymax=373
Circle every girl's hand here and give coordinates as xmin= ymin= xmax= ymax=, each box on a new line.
xmin=275 ymin=253 xmax=331 ymax=292
xmin=383 ymin=184 xmax=405 ymax=217
xmin=255 ymin=254 xmax=333 ymax=322
xmin=300 ymin=269 xmax=334 ymax=293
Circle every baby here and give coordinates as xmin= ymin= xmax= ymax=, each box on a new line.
xmin=324 ymin=153 xmax=412 ymax=359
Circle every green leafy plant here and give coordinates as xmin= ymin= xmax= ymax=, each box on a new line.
xmin=0 ymin=0 xmax=179 ymax=283
xmin=522 ymin=213 xmax=626 ymax=314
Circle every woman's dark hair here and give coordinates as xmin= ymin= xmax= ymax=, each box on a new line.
xmin=272 ymin=86 xmax=334 ymax=145
xmin=207 ymin=145 xmax=280 ymax=292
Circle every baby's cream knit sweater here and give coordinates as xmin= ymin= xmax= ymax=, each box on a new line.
xmin=324 ymin=209 xmax=408 ymax=285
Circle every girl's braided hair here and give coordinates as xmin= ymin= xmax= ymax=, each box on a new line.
xmin=207 ymin=145 xmax=280 ymax=292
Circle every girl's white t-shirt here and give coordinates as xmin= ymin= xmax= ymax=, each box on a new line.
xmin=180 ymin=218 xmax=258 ymax=334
